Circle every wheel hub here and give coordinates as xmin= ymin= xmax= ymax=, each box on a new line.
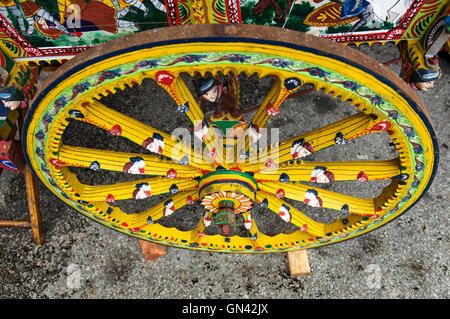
xmin=199 ymin=170 xmax=256 ymax=235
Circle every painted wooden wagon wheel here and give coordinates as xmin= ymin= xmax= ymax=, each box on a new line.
xmin=23 ymin=25 xmax=438 ymax=253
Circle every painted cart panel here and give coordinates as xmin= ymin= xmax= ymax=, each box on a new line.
xmin=0 ymin=0 xmax=447 ymax=61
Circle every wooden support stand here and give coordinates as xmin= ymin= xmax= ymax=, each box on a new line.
xmin=0 ymin=167 xmax=44 ymax=245
xmin=139 ymin=240 xmax=167 ymax=261
xmin=287 ymin=250 xmax=311 ymax=277
xmin=24 ymin=165 xmax=44 ymax=245
xmin=0 ymin=165 xmax=44 ymax=245
xmin=0 ymin=108 xmax=44 ymax=245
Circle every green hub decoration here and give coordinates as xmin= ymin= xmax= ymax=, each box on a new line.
xmin=214 ymin=200 xmax=237 ymax=236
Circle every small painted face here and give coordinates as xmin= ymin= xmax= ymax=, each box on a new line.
xmin=249 ymin=125 xmax=263 ymax=144
xmin=38 ymin=17 xmax=49 ymax=30
xmin=220 ymin=224 xmax=231 ymax=236
xmin=194 ymin=123 xmax=209 ymax=141
xmin=145 ymin=138 xmax=163 ymax=154
xmin=134 ymin=184 xmax=151 ymax=200
xmin=304 ymin=190 xmax=322 ymax=208
xmin=201 ymin=85 xmax=219 ymax=102
xmin=126 ymin=159 xmax=145 ymax=174
xmin=414 ymin=81 xmax=435 ymax=91
xmin=316 ymin=173 xmax=330 ymax=184
xmin=296 ymin=146 xmax=312 ymax=159
xmin=163 ymin=199 xmax=175 ymax=216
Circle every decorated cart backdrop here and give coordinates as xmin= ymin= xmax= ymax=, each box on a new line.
xmin=0 ymin=1 xmax=448 ymax=251
xmin=0 ymin=0 xmax=448 ymax=59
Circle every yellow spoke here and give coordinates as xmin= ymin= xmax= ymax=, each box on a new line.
xmin=131 ymin=189 xmax=200 ymax=227
xmin=254 ymin=159 xmax=402 ymax=183
xmin=252 ymin=112 xmax=388 ymax=167
xmin=154 ymin=71 xmax=223 ymax=162
xmin=154 ymin=71 xmax=205 ymax=127
xmin=191 ymin=210 xmax=214 ymax=242
xmin=255 ymin=191 xmax=326 ymax=238
xmin=89 ymin=202 xmax=139 ymax=231
xmin=237 ymin=77 xmax=302 ymax=157
xmin=251 ymin=77 xmax=302 ymax=130
xmin=69 ymin=100 xmax=211 ymax=170
xmin=258 ymin=182 xmax=375 ymax=216
xmin=79 ymin=177 xmax=198 ymax=203
xmin=57 ymin=145 xmax=203 ymax=178
xmin=240 ymin=211 xmax=264 ymax=249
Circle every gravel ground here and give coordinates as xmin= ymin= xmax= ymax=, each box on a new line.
xmin=0 ymin=41 xmax=448 ymax=300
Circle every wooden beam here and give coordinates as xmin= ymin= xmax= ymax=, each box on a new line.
xmin=287 ymin=250 xmax=311 ymax=277
xmin=24 ymin=165 xmax=44 ymax=245
xmin=139 ymin=240 xmax=167 ymax=261
xmin=0 ymin=220 xmax=30 ymax=227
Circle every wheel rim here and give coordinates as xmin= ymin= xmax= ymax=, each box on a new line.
xmin=24 ymin=25 xmax=438 ymax=253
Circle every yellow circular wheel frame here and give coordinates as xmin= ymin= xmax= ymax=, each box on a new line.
xmin=23 ymin=25 xmax=439 ymax=253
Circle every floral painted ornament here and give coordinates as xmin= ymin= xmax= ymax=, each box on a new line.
xmin=279 ymin=173 xmax=290 ymax=183
xmin=123 ymin=157 xmax=145 ymax=174
xmin=284 ymin=77 xmax=302 ymax=91
xmin=142 ymin=133 xmax=164 ymax=154
xmin=260 ymin=198 xmax=269 ymax=208
xmin=341 ymin=204 xmax=350 ymax=214
xmin=265 ymin=158 xmax=277 ymax=168
xmin=266 ymin=103 xmax=280 ymax=116
xmin=109 ymin=124 xmax=122 ymax=136
xmin=89 ymin=161 xmax=100 ymax=171
xmin=70 ymin=82 xmax=91 ymax=100
xmin=207 ymin=147 xmax=218 ymax=159
xmin=370 ymin=120 xmax=392 ymax=131
xmin=93 ymin=69 xmax=122 ymax=86
xmin=357 ymin=171 xmax=369 ymax=182
xmin=334 ymin=132 xmax=347 ymax=144
xmin=177 ymin=101 xmax=190 ymax=113
xmin=155 ymin=70 xmax=176 ymax=87
xmin=68 ymin=109 xmax=84 ymax=119
xmin=186 ymin=195 xmax=195 ymax=205
xmin=166 ymin=168 xmax=177 ymax=179
xmin=276 ymin=188 xmax=285 ymax=199
xmin=106 ymin=194 xmax=115 ymax=203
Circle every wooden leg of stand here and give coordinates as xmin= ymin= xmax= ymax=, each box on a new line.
xmin=24 ymin=165 xmax=44 ymax=245
xmin=139 ymin=240 xmax=167 ymax=261
xmin=288 ymin=250 xmax=311 ymax=277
